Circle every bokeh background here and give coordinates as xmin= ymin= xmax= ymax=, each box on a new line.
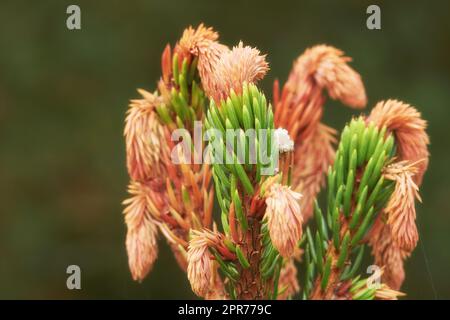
xmin=0 ymin=0 xmax=449 ymax=299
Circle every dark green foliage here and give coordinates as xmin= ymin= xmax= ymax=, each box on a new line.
xmin=205 ymin=84 xmax=276 ymax=230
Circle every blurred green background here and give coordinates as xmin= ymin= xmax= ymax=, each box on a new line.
xmin=0 ymin=0 xmax=449 ymax=299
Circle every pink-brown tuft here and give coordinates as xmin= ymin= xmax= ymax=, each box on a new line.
xmin=187 ymin=230 xmax=214 ymax=297
xmin=311 ymin=45 xmax=367 ymax=108
xmin=383 ymin=161 xmax=422 ymax=253
xmin=264 ymin=183 xmax=303 ymax=258
xmin=212 ymin=42 xmax=269 ymax=101
xmin=123 ymin=181 xmax=159 ymax=282
xmin=177 ymin=24 xmax=220 ymax=57
xmin=368 ymin=99 xmax=429 ymax=185
xmin=124 ymin=90 xmax=166 ymax=181
xmin=175 ymin=24 xmax=228 ymax=101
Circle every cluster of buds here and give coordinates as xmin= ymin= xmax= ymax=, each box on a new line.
xmin=122 ymin=24 xmax=429 ymax=300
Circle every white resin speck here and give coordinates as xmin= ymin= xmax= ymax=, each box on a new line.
xmin=274 ymin=128 xmax=294 ymax=153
